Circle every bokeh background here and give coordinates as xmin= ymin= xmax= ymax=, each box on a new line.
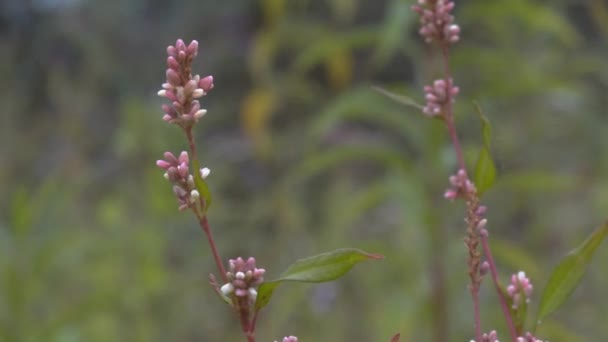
xmin=1 ymin=0 xmax=608 ymax=341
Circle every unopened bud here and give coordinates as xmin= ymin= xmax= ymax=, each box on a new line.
xmin=194 ymin=109 xmax=207 ymax=120
xmin=479 ymin=261 xmax=490 ymax=276
xmin=221 ymin=283 xmax=234 ymax=295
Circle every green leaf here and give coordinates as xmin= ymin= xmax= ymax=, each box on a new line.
xmin=255 ymin=248 xmax=383 ymax=310
xmin=536 ymin=222 xmax=608 ymax=323
xmin=191 ymin=158 xmax=212 ymax=211
xmin=473 ymin=103 xmax=497 ymax=195
xmin=372 ymin=86 xmax=424 ymax=111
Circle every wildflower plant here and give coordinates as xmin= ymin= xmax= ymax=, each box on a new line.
xmin=155 ymin=39 xmax=382 ymax=341
xmin=153 ymin=2 xmax=607 ymax=341
xmin=376 ymin=0 xmax=608 ymax=341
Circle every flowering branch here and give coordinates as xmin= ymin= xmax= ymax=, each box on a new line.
xmin=411 ymin=1 xmax=518 ymax=340
xmin=155 ymin=39 xmax=266 ymax=341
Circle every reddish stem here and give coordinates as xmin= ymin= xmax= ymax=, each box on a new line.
xmin=184 ymin=127 xmax=227 ymax=282
xmin=197 ymin=213 xmax=228 ymax=282
xmin=238 ymin=305 xmax=254 ymax=342
xmin=250 ymin=310 xmax=259 ymax=335
xmin=184 ymin=126 xmax=256 ymax=341
xmin=441 ymin=46 xmax=466 ymax=171
xmin=481 ymin=236 xmax=518 ymax=340
xmin=472 ymin=286 xmax=481 ymax=341
xmin=440 ymin=45 xmax=482 ymax=340
xmin=440 ymin=45 xmax=517 ymax=341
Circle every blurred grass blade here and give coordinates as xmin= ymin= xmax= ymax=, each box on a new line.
xmin=372 ymin=86 xmax=423 ymax=110
xmin=255 ymin=248 xmax=383 ymax=310
xmin=473 ymin=102 xmax=497 ymax=195
xmin=536 ymin=222 xmax=608 ymax=323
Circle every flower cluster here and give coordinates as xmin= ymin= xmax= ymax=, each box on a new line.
xmin=507 ymin=271 xmax=533 ymax=309
xmin=220 ymin=257 xmax=266 ymax=303
xmin=444 ymin=168 xmax=476 ymax=201
xmin=157 ymin=39 xmax=214 ymax=129
xmin=471 ymin=330 xmax=546 ymax=342
xmin=472 ymin=330 xmax=499 ymax=342
xmin=275 ymin=336 xmax=298 ymax=342
xmin=423 ymin=78 xmax=459 ymax=117
xmin=411 ymin=0 xmax=461 ymax=44
xmin=156 ymin=151 xmax=210 ymax=211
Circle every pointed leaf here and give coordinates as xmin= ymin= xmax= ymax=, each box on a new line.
xmin=473 ymin=103 xmax=497 ymax=195
xmin=475 ymin=148 xmax=497 ymax=196
xmin=389 ymin=333 xmax=401 ymax=342
xmin=255 ymin=248 xmax=383 ymax=310
xmin=191 ymin=158 xmax=212 ymax=211
xmin=536 ymin=222 xmax=608 ymax=322
xmin=372 ymin=86 xmax=424 ymax=111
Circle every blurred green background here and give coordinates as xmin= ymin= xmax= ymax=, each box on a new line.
xmin=1 ymin=0 xmax=608 ymax=341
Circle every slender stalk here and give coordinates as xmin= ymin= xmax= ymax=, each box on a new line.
xmin=184 ymin=126 xmax=255 ymax=341
xmin=185 ymin=127 xmax=228 ymax=282
xmin=428 ymin=211 xmax=448 ymax=342
xmin=250 ymin=310 xmax=259 ymax=335
xmin=439 ymin=44 xmax=518 ymax=341
xmin=473 ymin=289 xmax=481 ymax=341
xmin=238 ymin=305 xmax=254 ymax=342
xmin=481 ymin=237 xmax=517 ymax=340
xmin=441 ymin=46 xmax=465 ymax=171
xmin=440 ymin=44 xmax=482 ymax=341
xmin=197 ymin=212 xmax=228 ymax=282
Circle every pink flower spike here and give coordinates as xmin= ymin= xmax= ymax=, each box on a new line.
xmin=157 ymin=40 xmax=216 ymax=128
xmin=411 ymin=0 xmax=460 ymax=45
xmin=507 ymin=271 xmax=534 ymax=309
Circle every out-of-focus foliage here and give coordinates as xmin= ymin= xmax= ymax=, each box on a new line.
xmin=1 ymin=0 xmax=608 ymax=341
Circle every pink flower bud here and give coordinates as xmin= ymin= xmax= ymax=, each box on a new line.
xmin=166 ymin=69 xmax=181 ymax=87
xmin=199 ymin=75 xmax=214 ymax=92
xmin=479 ymin=261 xmax=490 ymax=276
xmin=156 ymin=160 xmax=171 ymax=169
xmin=444 ymin=189 xmax=458 ymax=200
xmin=192 ymin=88 xmax=204 ymax=98
xmin=167 ymin=56 xmax=179 ymax=69
xmin=187 ymin=40 xmax=199 ymax=56
xmin=175 ymin=39 xmax=186 ymax=51
xmin=178 ymin=151 xmax=189 ymax=164
xmin=167 ymin=45 xmax=176 ymax=57
xmin=184 ymin=80 xmax=197 ymax=95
